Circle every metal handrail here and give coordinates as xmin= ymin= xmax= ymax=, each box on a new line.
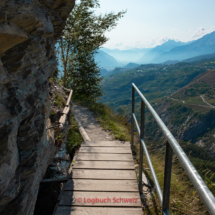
xmin=131 ymin=83 xmax=215 ymax=215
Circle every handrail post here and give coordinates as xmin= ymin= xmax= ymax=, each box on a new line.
xmin=131 ymin=86 xmax=135 ymax=153
xmin=132 ymin=83 xmax=215 ymax=214
xmin=162 ymin=141 xmax=173 ymax=214
xmin=139 ymin=100 xmax=145 ymax=193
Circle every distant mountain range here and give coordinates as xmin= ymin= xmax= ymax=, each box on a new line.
xmin=163 ymin=52 xmax=215 ymax=65
xmin=152 ymin=31 xmax=215 ymax=63
xmin=182 ymin=52 xmax=215 ymax=63
xmin=100 ymin=68 xmax=108 ymax=76
xmin=100 ymin=47 xmax=151 ymax=63
xmin=95 ymin=50 xmax=120 ymax=69
xmin=56 ymin=31 xmax=215 ymax=72
xmin=124 ymin=62 xmax=139 ymax=68
xmin=99 ymin=31 xmax=215 ymax=66
xmin=137 ymin=40 xmax=188 ymax=63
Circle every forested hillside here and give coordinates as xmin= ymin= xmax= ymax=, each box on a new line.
xmin=101 ymin=57 xmax=215 ymax=206
xmin=101 ymin=58 xmax=215 ymax=156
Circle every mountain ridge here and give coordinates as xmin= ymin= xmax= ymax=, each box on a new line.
xmin=152 ymin=31 xmax=215 ymax=63
xmin=138 ymin=40 xmax=187 ymax=63
xmin=95 ymin=50 xmax=119 ymax=69
xmin=101 ymin=47 xmax=151 ymax=63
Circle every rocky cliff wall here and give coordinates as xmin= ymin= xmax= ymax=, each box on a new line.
xmin=0 ymin=1 xmax=75 ymax=214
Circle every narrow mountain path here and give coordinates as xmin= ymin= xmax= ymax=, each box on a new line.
xmin=200 ymin=95 xmax=215 ymax=108
xmin=167 ymin=96 xmax=185 ymax=103
xmin=54 ymin=104 xmax=143 ymax=215
xmin=72 ymin=104 xmax=114 ymax=141
xmin=168 ymin=96 xmax=215 ymax=109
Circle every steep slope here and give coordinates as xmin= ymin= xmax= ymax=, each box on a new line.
xmin=0 ymin=1 xmax=75 ymax=214
xmin=153 ymin=31 xmax=215 ymax=63
xmin=148 ymin=68 xmax=215 ymax=155
xmin=148 ymin=99 xmax=215 ymax=156
xmin=101 ymin=58 xmax=215 ymax=113
xmin=182 ymin=53 xmax=215 ymax=63
xmin=95 ymin=50 xmax=119 ymax=69
xmin=172 ymin=69 xmax=215 ymax=106
xmin=101 ymin=60 xmax=215 ymax=157
xmin=138 ymin=40 xmax=186 ymax=63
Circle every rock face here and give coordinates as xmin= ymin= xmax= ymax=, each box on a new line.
xmin=0 ymin=1 xmax=75 ymax=214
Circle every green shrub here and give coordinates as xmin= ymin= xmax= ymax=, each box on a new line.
xmin=66 ymin=113 xmax=83 ymax=155
xmin=55 ymin=93 xmax=66 ymax=107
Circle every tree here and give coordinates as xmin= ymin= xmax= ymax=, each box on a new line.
xmin=57 ymin=0 xmax=126 ymax=101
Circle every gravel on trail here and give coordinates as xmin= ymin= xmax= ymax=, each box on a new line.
xmin=72 ymin=104 xmax=114 ymax=141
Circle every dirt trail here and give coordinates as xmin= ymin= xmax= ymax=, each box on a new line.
xmin=168 ymin=96 xmax=215 ymax=109
xmin=200 ymin=95 xmax=215 ymax=108
xmin=72 ymin=104 xmax=114 ymax=141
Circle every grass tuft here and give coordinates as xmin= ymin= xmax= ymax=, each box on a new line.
xmin=66 ymin=111 xmax=83 ymax=156
xmin=55 ymin=93 xmax=66 ymax=108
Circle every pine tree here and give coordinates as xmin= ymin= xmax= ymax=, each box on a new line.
xmin=57 ymin=0 xmax=126 ymax=101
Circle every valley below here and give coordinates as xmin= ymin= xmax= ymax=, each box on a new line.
xmin=100 ymin=56 xmax=215 ymax=195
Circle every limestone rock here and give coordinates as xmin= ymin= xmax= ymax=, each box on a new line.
xmin=0 ymin=0 xmax=75 ymax=214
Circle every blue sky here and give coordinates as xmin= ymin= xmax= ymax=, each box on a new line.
xmin=93 ymin=0 xmax=215 ymax=49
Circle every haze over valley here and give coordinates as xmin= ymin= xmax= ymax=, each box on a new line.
xmin=95 ymin=31 xmax=215 ymax=70
xmin=97 ymin=30 xmax=215 ymax=166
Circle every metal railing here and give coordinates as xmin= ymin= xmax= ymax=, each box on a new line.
xmin=131 ymin=83 xmax=215 ymax=215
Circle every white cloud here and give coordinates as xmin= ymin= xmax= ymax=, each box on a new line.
xmin=191 ymin=27 xmax=206 ymax=39
xmin=122 ymin=37 xmax=168 ymax=49
xmin=191 ymin=26 xmax=215 ymax=39
xmin=105 ymin=37 xmax=180 ymax=50
xmin=114 ymin=42 xmax=123 ymax=47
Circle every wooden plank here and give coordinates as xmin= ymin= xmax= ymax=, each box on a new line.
xmin=73 ymin=115 xmax=91 ymax=141
xmin=59 ymin=191 xmax=141 ymax=207
xmin=59 ymin=114 xmax=67 ymax=124
xmin=71 ymin=169 xmax=137 ymax=180
xmin=78 ymin=125 xmax=91 ymax=141
xmin=79 ymin=147 xmax=131 ymax=154
xmin=73 ymin=161 xmax=134 ymax=170
xmin=77 ymin=153 xmax=133 ymax=161
xmin=55 ymin=206 xmax=143 ymax=215
xmin=58 ymin=89 xmax=73 ymax=129
xmin=63 ymin=106 xmax=70 ymax=114
xmin=82 ymin=141 xmax=130 ymax=147
xmin=65 ymin=179 xmax=139 ymax=192
xmin=66 ymin=89 xmax=73 ymax=106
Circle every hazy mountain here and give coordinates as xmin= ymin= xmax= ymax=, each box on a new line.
xmin=138 ymin=40 xmax=187 ymax=63
xmin=101 ymin=47 xmax=151 ymax=63
xmin=95 ymin=50 xmax=119 ymax=69
xmin=182 ymin=52 xmax=215 ymax=63
xmin=124 ymin=62 xmax=139 ymax=68
xmin=163 ymin=53 xmax=215 ymax=65
xmin=153 ymin=31 xmax=215 ymax=63
xmin=100 ymin=68 xmax=108 ymax=76
xmin=162 ymin=60 xmax=180 ymax=65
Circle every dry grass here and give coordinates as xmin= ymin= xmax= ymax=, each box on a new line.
xmin=135 ymin=143 xmax=209 ymax=215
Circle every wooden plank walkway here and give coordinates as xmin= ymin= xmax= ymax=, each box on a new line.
xmin=54 ymin=141 xmax=143 ymax=215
